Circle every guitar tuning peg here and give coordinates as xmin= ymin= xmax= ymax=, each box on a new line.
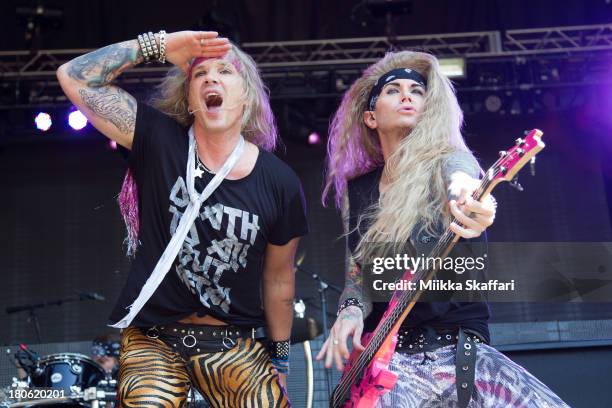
xmin=499 ymin=150 xmax=508 ymax=157
xmin=509 ymin=177 xmax=524 ymax=192
xmin=515 ymin=138 xmax=525 ymax=147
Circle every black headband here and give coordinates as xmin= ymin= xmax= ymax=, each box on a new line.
xmin=367 ymin=68 xmax=427 ymax=111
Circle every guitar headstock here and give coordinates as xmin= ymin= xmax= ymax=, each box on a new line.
xmin=489 ymin=129 xmax=544 ymax=183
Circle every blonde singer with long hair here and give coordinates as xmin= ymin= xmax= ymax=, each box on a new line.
xmin=317 ymin=51 xmax=569 ymax=407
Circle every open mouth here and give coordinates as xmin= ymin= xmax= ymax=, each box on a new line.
xmin=205 ymin=93 xmax=223 ymax=110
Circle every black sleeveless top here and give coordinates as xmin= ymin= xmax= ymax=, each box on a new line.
xmin=347 ymin=166 xmax=490 ymax=342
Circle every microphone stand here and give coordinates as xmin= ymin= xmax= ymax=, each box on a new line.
xmin=295 ymin=265 xmax=343 ymax=398
xmin=6 ymin=292 xmax=104 ymax=343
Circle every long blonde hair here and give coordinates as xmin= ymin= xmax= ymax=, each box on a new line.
xmin=150 ymin=44 xmax=278 ymax=151
xmin=323 ymin=51 xmax=474 ymax=261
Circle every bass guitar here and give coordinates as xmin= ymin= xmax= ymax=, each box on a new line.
xmin=329 ymin=129 xmax=545 ymax=408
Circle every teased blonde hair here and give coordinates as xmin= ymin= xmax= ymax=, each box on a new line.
xmin=323 ymin=51 xmax=474 ymax=261
xmin=150 ymin=43 xmax=278 ymax=151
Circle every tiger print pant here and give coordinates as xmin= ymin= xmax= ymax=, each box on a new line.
xmin=375 ymin=343 xmax=569 ymax=408
xmin=118 ymin=326 xmax=290 ymax=408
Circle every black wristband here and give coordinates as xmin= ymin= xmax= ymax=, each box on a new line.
xmin=337 ymin=297 xmax=364 ymax=316
xmin=267 ymin=339 xmax=290 ymax=360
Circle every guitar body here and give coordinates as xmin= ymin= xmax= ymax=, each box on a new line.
xmin=337 ymin=295 xmax=404 ymax=407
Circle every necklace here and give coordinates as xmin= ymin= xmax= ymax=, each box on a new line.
xmin=194 ymin=141 xmax=215 ymax=177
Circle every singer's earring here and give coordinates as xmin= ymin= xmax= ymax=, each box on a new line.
xmin=188 ymin=107 xmax=194 ymax=115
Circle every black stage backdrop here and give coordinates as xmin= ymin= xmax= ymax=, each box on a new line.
xmin=1 ymin=0 xmax=611 ymax=50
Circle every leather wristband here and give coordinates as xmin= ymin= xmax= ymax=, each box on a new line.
xmin=267 ymin=339 xmax=290 ymax=360
xmin=337 ymin=297 xmax=364 ymax=316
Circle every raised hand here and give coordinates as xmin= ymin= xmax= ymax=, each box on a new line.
xmin=164 ymin=31 xmax=232 ymax=72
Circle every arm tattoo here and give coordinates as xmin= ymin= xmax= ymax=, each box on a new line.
xmin=341 ymin=260 xmax=373 ymax=317
xmin=340 ymin=261 xmax=363 ymax=304
xmin=78 ymin=87 xmax=136 ymax=135
xmin=338 ymin=193 xmax=372 ymax=316
xmin=67 ymin=41 xmax=143 ymax=87
xmin=338 ymin=262 xmax=371 ymax=319
xmin=65 ymin=41 xmax=141 ymax=135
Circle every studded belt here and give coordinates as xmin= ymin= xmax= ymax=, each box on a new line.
xmin=395 ymin=325 xmax=484 ymax=353
xmin=143 ymin=322 xmax=267 ymax=357
xmin=395 ymin=326 xmax=485 ymax=408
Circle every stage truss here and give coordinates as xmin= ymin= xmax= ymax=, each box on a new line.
xmin=0 ymin=23 xmax=611 ymax=110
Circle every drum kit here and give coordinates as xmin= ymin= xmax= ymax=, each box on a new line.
xmin=1 ymin=350 xmax=219 ymax=408
xmin=3 ymin=292 xmax=120 ymax=408
xmin=2 ymin=351 xmax=117 ymax=408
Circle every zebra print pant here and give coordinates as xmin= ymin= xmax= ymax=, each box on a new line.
xmin=118 ymin=326 xmax=290 ymax=408
xmin=375 ymin=343 xmax=570 ymax=408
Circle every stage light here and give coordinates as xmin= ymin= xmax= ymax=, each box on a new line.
xmin=439 ymin=58 xmax=466 ymax=79
xmin=68 ymin=110 xmax=87 ymax=130
xmin=485 ymin=95 xmax=502 ymax=112
xmin=34 ymin=112 xmax=52 ymax=131
xmin=308 ymin=132 xmax=321 ymax=145
xmin=510 ymin=99 xmax=522 ymax=115
xmin=293 ymin=299 xmax=306 ymax=318
xmin=335 ymin=76 xmax=350 ymax=91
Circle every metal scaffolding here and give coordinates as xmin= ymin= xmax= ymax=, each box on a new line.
xmin=1 ymin=23 xmax=611 ymax=109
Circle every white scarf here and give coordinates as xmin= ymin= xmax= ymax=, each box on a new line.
xmin=110 ymin=127 xmax=245 ymax=328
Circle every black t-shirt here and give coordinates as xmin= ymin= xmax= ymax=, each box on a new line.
xmin=109 ymin=103 xmax=308 ymax=328
xmin=347 ymin=160 xmax=490 ymax=343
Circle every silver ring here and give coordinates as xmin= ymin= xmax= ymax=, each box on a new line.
xmin=332 ymin=339 xmax=339 ymax=345
xmin=200 ymin=38 xmax=205 ymax=46
xmin=222 ymin=337 xmax=236 ymax=349
xmin=146 ymin=327 xmax=159 ymax=339
xmin=182 ymin=334 xmax=197 ymax=348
